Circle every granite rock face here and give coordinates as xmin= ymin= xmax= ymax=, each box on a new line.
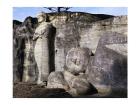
xmin=86 ymin=32 xmax=127 ymax=96
xmin=79 ymin=16 xmax=127 ymax=54
xmin=53 ymin=12 xmax=114 ymax=72
xmin=13 ymin=12 xmax=117 ymax=82
xmin=13 ymin=12 xmax=127 ymax=97
xmin=54 ymin=14 xmax=127 ymax=72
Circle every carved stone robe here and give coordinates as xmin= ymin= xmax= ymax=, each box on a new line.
xmin=33 ymin=22 xmax=52 ymax=83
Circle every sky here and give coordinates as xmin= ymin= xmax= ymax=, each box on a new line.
xmin=13 ymin=7 xmax=127 ymax=22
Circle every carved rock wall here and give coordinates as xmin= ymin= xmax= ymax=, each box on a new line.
xmin=54 ymin=14 xmax=127 ymax=72
xmin=13 ymin=17 xmax=38 ymax=82
xmin=13 ymin=12 xmax=127 ymax=85
xmin=86 ymin=32 xmax=127 ymax=96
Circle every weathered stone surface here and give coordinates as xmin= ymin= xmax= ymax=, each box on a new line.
xmin=66 ymin=48 xmax=90 ymax=75
xmin=54 ymin=13 xmax=127 ymax=73
xmin=13 ymin=12 xmax=127 ymax=97
xmin=105 ymin=44 xmax=127 ymax=56
xmin=53 ymin=13 xmax=113 ymax=72
xmin=13 ymin=11 xmax=128 ymax=98
xmin=47 ymin=71 xmax=69 ymax=90
xmin=86 ymin=32 xmax=127 ymax=96
xmin=63 ymin=71 xmax=92 ymax=96
xmin=46 ymin=70 xmax=94 ymax=97
xmin=49 ymin=12 xmax=113 ymax=27
xmin=13 ymin=17 xmax=38 ymax=82
xmin=80 ymin=16 xmax=127 ymax=53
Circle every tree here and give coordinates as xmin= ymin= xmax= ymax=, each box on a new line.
xmin=44 ymin=7 xmax=71 ymax=13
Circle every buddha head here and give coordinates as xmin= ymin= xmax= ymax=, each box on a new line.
xmin=66 ymin=48 xmax=90 ymax=75
xmin=37 ymin=12 xmax=49 ymax=23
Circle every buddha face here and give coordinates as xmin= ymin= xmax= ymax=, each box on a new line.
xmin=66 ymin=48 xmax=90 ymax=75
xmin=37 ymin=12 xmax=46 ymax=23
xmin=37 ymin=15 xmax=45 ymax=23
